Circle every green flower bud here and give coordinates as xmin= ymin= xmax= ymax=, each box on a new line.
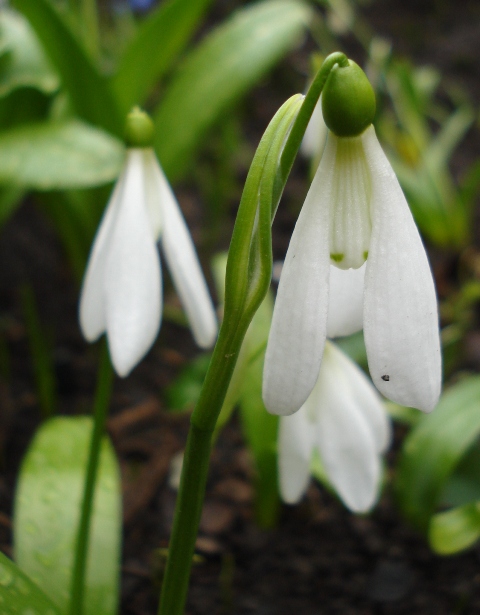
xmin=124 ymin=107 xmax=155 ymax=147
xmin=322 ymin=60 xmax=376 ymax=137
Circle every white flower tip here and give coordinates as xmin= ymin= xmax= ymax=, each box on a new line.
xmin=190 ymin=311 xmax=218 ymax=349
xmin=262 ymin=383 xmax=310 ymax=417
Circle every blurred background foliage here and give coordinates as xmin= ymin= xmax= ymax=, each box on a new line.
xmin=0 ymin=0 xmax=480 ymax=611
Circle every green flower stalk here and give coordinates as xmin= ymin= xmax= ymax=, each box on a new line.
xmin=158 ymin=52 xmax=350 ymax=615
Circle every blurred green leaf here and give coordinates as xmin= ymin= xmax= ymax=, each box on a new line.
xmin=112 ymin=0 xmax=213 ymax=114
xmin=0 ymin=185 xmax=23 ymax=226
xmin=0 ymin=120 xmax=124 ymax=189
xmin=11 ymin=0 xmax=123 ymax=135
xmin=429 ymin=503 xmax=480 ymax=555
xmin=166 ymin=352 xmax=211 ymax=412
xmin=396 ymin=377 xmax=480 ymax=531
xmin=154 ymin=0 xmax=312 ymax=181
xmin=238 ymin=290 xmax=280 ymax=528
xmin=20 ymin=284 xmax=57 ymax=419
xmin=14 ymin=415 xmax=122 ymax=615
xmin=426 ymin=104 xmax=474 ymax=173
xmin=0 ymin=8 xmax=59 ymax=96
xmin=0 ymin=551 xmax=61 ymax=614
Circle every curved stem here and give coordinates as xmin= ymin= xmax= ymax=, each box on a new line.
xmin=69 ymin=343 xmax=114 ymax=615
xmin=157 ymin=52 xmax=348 ymax=615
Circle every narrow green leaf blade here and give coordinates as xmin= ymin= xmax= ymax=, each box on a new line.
xmin=0 ymin=8 xmax=59 ymax=96
xmin=429 ymin=503 xmax=480 ymax=555
xmin=13 ymin=416 xmax=122 ymax=615
xmin=113 ymin=0 xmax=214 ymax=113
xmin=0 ymin=551 xmax=61 ymax=615
xmin=154 ymin=0 xmax=311 ymax=181
xmin=0 ymin=120 xmax=124 ymax=189
xmin=10 ymin=0 xmax=123 ymax=134
xmin=396 ymin=377 xmax=480 ymax=531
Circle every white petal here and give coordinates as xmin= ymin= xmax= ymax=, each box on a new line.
xmin=147 ymin=154 xmax=217 ymax=349
xmin=362 ymin=126 xmax=442 ymax=412
xmin=326 ymin=341 xmax=391 ymax=453
xmin=326 ymin=263 xmax=365 ymax=338
xmin=301 ymin=96 xmax=327 ymax=161
xmin=313 ymin=345 xmax=381 ymax=512
xmin=263 ymin=135 xmax=336 ymax=416
xmin=79 ymin=165 xmax=125 ymax=341
xmin=104 ymin=149 xmax=162 ymax=376
xmin=278 ymin=408 xmax=315 ymax=504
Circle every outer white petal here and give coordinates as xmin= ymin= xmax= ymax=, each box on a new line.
xmin=263 ymin=134 xmax=336 ymax=416
xmin=326 ymin=263 xmax=365 ymax=338
xmin=325 ymin=341 xmax=391 ymax=453
xmin=362 ymin=126 xmax=442 ymax=412
xmin=146 ymin=152 xmax=217 ymax=349
xmin=313 ymin=344 xmax=381 ymax=512
xmin=301 ymin=96 xmax=327 ymax=161
xmin=79 ymin=164 xmax=125 ymax=341
xmin=104 ymin=149 xmax=162 ymax=376
xmin=278 ymin=407 xmax=315 ymax=504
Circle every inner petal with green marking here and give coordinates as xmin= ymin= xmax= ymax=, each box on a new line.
xmin=329 ymin=135 xmax=372 ymax=270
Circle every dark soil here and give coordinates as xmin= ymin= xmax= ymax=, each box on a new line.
xmin=1 ymin=1 xmax=480 ymax=614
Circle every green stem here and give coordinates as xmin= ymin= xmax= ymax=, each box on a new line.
xmin=158 ymin=321 xmax=247 ymax=615
xmin=158 ymin=52 xmax=348 ymax=615
xmin=81 ymin=0 xmax=100 ymax=59
xmin=69 ymin=343 xmax=114 ymax=615
xmin=274 ymin=51 xmax=348 ymax=215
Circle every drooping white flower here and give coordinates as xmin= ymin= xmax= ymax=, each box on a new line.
xmin=279 ymin=340 xmax=390 ymax=512
xmin=79 ymin=147 xmax=217 ymax=376
xmin=263 ymin=123 xmax=441 ymax=415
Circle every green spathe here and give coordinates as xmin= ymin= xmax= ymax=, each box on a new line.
xmin=322 ymin=60 xmax=376 ymax=137
xmin=124 ymin=107 xmax=155 ymax=148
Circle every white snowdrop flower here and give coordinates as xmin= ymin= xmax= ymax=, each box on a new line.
xmin=263 ymin=60 xmax=441 ymax=416
xmin=279 ymin=341 xmax=390 ymax=513
xmin=79 ymin=109 xmax=217 ymax=376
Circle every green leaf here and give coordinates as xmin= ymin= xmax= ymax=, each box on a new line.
xmin=10 ymin=0 xmax=123 ymax=135
xmin=425 ymin=104 xmax=474 ymax=173
xmin=238 ymin=290 xmax=280 ymax=528
xmin=396 ymin=377 xmax=480 ymax=531
xmin=13 ymin=416 xmax=122 ymax=615
xmin=0 ymin=551 xmax=61 ymax=615
xmin=154 ymin=0 xmax=311 ymax=181
xmin=0 ymin=185 xmax=24 ymax=226
xmin=429 ymin=503 xmax=480 ymax=555
xmin=112 ymin=0 xmax=214 ymax=114
xmin=0 ymin=8 xmax=59 ymax=96
xmin=166 ymin=352 xmax=212 ymax=411
xmin=0 ymin=120 xmax=124 ymax=189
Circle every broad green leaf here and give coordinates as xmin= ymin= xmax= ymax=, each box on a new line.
xmin=13 ymin=416 xmax=122 ymax=615
xmin=10 ymin=0 xmax=123 ymax=135
xmin=396 ymin=377 xmax=480 ymax=531
xmin=0 ymin=8 xmax=59 ymax=96
xmin=154 ymin=0 xmax=311 ymax=181
xmin=112 ymin=0 xmax=214 ymax=114
xmin=0 ymin=120 xmax=124 ymax=189
xmin=0 ymin=551 xmax=61 ymax=615
xmin=429 ymin=503 xmax=480 ymax=555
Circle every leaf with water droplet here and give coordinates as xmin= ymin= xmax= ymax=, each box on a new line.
xmin=0 ymin=552 xmax=61 ymax=615
xmin=13 ymin=416 xmax=121 ymax=615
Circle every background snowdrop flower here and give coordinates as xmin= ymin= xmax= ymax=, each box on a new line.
xmin=279 ymin=341 xmax=390 ymax=513
xmin=263 ymin=60 xmax=441 ymax=416
xmin=79 ymin=108 xmax=217 ymax=376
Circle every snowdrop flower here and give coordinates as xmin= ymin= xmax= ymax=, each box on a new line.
xmin=263 ymin=60 xmax=441 ymax=416
xmin=79 ymin=108 xmax=217 ymax=376
xmin=279 ymin=340 xmax=390 ymax=512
